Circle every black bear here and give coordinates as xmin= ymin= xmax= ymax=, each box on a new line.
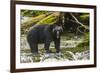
xmin=27 ymin=24 xmax=63 ymax=54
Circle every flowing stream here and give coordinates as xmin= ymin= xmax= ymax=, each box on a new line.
xmin=20 ymin=35 xmax=89 ymax=63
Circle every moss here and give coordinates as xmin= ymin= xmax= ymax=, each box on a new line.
xmin=80 ymin=14 xmax=89 ymax=20
xmin=77 ymin=32 xmax=89 ymax=47
xmin=50 ymin=48 xmax=56 ymax=52
xmin=21 ymin=49 xmax=31 ymax=53
xmin=36 ymin=14 xmax=57 ymax=25
xmin=61 ymin=46 xmax=89 ymax=54
xmin=21 ymin=10 xmax=49 ymax=17
xmin=32 ymin=54 xmax=41 ymax=62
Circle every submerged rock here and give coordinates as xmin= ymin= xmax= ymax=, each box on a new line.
xmin=75 ymin=50 xmax=89 ymax=60
xmin=20 ymin=50 xmax=89 ymax=63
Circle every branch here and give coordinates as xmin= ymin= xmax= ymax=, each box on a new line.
xmin=70 ymin=13 xmax=89 ymax=30
xmin=77 ymin=26 xmax=86 ymax=34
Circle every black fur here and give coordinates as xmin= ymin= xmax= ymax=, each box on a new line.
xmin=27 ymin=24 xmax=63 ymax=54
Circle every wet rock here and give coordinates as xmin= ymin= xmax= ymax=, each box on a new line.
xmin=75 ymin=50 xmax=89 ymax=60
xmin=20 ymin=50 xmax=89 ymax=63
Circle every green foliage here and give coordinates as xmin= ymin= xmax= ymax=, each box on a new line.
xmin=61 ymin=46 xmax=89 ymax=54
xmin=21 ymin=10 xmax=49 ymax=17
xmin=77 ymin=32 xmax=89 ymax=47
xmin=36 ymin=13 xmax=58 ymax=25
xmin=21 ymin=13 xmax=52 ymax=34
xmin=84 ymin=32 xmax=89 ymax=41
xmin=84 ymin=32 xmax=90 ymax=46
xmin=79 ymin=14 xmax=90 ymax=25
xmin=80 ymin=14 xmax=89 ymax=20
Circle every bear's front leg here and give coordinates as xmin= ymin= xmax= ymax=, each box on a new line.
xmin=54 ymin=38 xmax=60 ymax=53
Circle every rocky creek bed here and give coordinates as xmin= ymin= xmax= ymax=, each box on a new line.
xmin=20 ymin=35 xmax=89 ymax=63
